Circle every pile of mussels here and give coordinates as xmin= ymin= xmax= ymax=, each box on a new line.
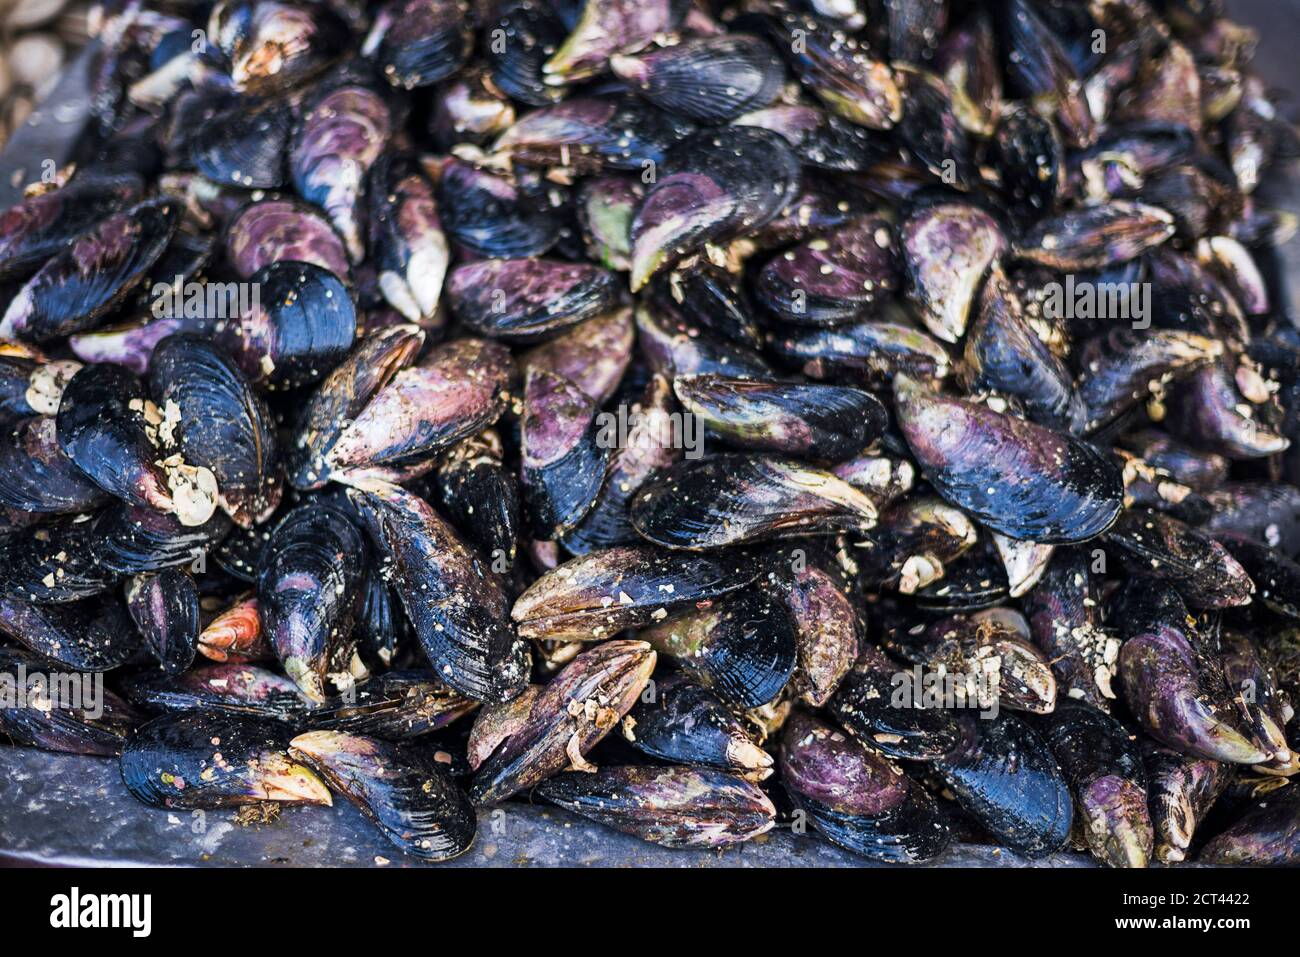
xmin=3 ymin=0 xmax=1300 ymax=868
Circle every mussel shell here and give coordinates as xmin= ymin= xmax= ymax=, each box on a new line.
xmin=121 ymin=710 xmax=331 ymax=809
xmin=436 ymin=158 xmax=561 ymax=259
xmin=92 ymin=502 xmax=232 ymax=574
xmin=347 ymin=480 xmax=530 ymax=704
xmin=319 ymin=337 xmax=511 ymax=487
xmin=755 ymin=215 xmax=900 ymax=327
xmin=781 ymin=709 xmax=951 ymax=863
xmin=308 ymin=670 xmax=477 ymax=739
xmin=828 ymin=649 xmax=962 ymax=761
xmin=768 ymin=319 xmax=953 ymax=389
xmin=434 ymin=433 xmax=521 ymax=565
xmin=191 ymin=97 xmax=294 ymax=189
xmin=124 ymin=569 xmax=201 ymax=675
xmin=639 ymin=588 xmax=797 ymax=709
xmin=0 ymin=199 xmax=180 ymax=342
xmin=0 ymin=593 xmax=138 ymax=671
xmin=1077 ymin=328 xmax=1222 ymax=434
xmin=734 ymin=105 xmax=889 ymax=173
xmin=628 ymin=673 xmax=771 ymax=775
xmin=1205 ymin=483 xmax=1300 ymax=557
xmin=447 ymin=257 xmax=621 ymax=342
xmin=650 ymin=263 xmax=763 ymax=349
xmin=1143 ymin=743 xmax=1232 ymax=864
xmin=1199 ymin=780 xmax=1300 ymax=866
xmin=257 ymin=503 xmax=365 ymax=702
xmin=933 ymin=713 xmax=1074 ymax=857
xmin=1104 ymin=509 xmax=1254 ymax=608
xmin=486 ymin=0 xmax=569 ymax=106
xmin=674 ymin=374 xmax=886 ymax=462
xmin=119 ymin=662 xmax=311 ymax=720
xmin=630 ymin=454 xmax=879 ymax=550
xmin=636 ymin=301 xmax=772 ymax=379
xmin=628 ymin=126 xmax=801 ymax=291
xmin=362 ymin=0 xmax=473 ymax=89
xmin=894 ymin=374 xmax=1123 ymax=544
xmin=0 ymin=415 xmax=110 ymax=514
xmin=1037 ymin=699 xmax=1154 ymax=868
xmin=0 ymin=646 xmax=142 ymax=756
xmin=511 ymin=544 xmax=759 ymax=642
xmin=1013 ymin=202 xmax=1175 ymax=271
xmin=901 ymin=200 xmax=1005 ymax=344
xmin=0 ymin=518 xmax=121 ymax=603
xmin=468 ymin=639 xmax=655 ymax=804
xmin=149 ymin=334 xmax=281 ymax=528
xmin=217 ymin=0 xmax=350 ymax=95
xmin=218 ymin=260 xmax=357 ymax=391
xmin=520 ymin=367 xmax=609 ymax=539
xmin=611 ymin=34 xmax=784 ymax=123
xmin=225 ymin=198 xmax=352 ymax=281
xmin=367 ymin=154 xmax=448 ymax=325
xmin=1021 ymin=546 xmax=1115 ymax=710
xmin=536 ymin=764 xmax=776 ymax=848
xmin=494 ymin=96 xmax=695 ymax=174
xmin=0 ymin=174 xmax=142 ymax=282
xmin=286 ymin=324 xmax=425 ymax=490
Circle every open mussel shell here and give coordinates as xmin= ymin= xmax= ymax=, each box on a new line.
xmin=611 ymin=34 xmax=784 ymax=123
xmin=0 ymin=174 xmax=141 ymax=283
xmin=287 ymin=324 xmax=424 ymax=490
xmin=191 ymin=97 xmax=294 ymax=189
xmin=627 ymin=673 xmax=772 ymax=778
xmin=119 ymin=662 xmax=312 ymax=721
xmin=149 ymin=334 xmax=279 ymax=528
xmin=125 ymin=569 xmax=201 ymax=675
xmin=628 ymin=126 xmax=801 ymax=292
xmin=1199 ymin=782 xmax=1300 ymax=866
xmin=781 ymin=710 xmax=951 ymax=864
xmin=520 ymin=367 xmax=609 ymax=539
xmin=828 ymin=646 xmax=961 ymax=761
xmin=1037 ymin=700 xmax=1154 ymax=868
xmin=121 ymin=710 xmax=333 ymax=809
xmin=347 ymin=480 xmax=531 ymax=704
xmin=640 ymin=588 xmax=797 ymax=709
xmin=308 ymin=670 xmax=477 ymax=740
xmin=257 ymin=502 xmax=365 ymax=703
xmin=631 ymin=454 xmax=878 ymax=551
xmin=901 ymin=200 xmax=1005 ymax=344
xmin=537 ymin=764 xmax=777 ymax=848
xmin=493 ymin=96 xmax=695 ymax=175
xmin=291 ymin=83 xmax=393 ymax=263
xmin=511 ymin=544 xmax=758 ymax=642
xmin=1114 ymin=581 xmax=1266 ymax=765
xmin=933 ymin=713 xmax=1074 ymax=858
xmin=469 ymin=639 xmax=655 ymax=805
xmin=368 ymin=154 xmax=447 ymax=325
xmin=0 ymin=198 xmax=179 ymax=343
xmin=362 ymin=0 xmax=473 ymax=89
xmin=674 ymin=374 xmax=886 ymax=463
xmin=1143 ymin=743 xmax=1232 ymax=864
xmin=436 ymin=158 xmax=562 ymax=259
xmin=755 ymin=216 xmax=900 ymax=327
xmin=217 ymin=260 xmax=357 ymax=391
xmin=213 ymin=0 xmax=349 ymax=95
xmin=0 ymin=593 xmax=138 ymax=671
xmin=0 ymin=415 xmax=110 ymax=514
xmin=1103 ymin=509 xmax=1254 ymax=608
xmin=319 ymin=337 xmax=511 ymax=487
xmin=894 ymin=375 xmax=1122 ymax=544
xmin=447 ymin=257 xmax=621 ymax=342
xmin=225 ymin=198 xmax=352 ymax=281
